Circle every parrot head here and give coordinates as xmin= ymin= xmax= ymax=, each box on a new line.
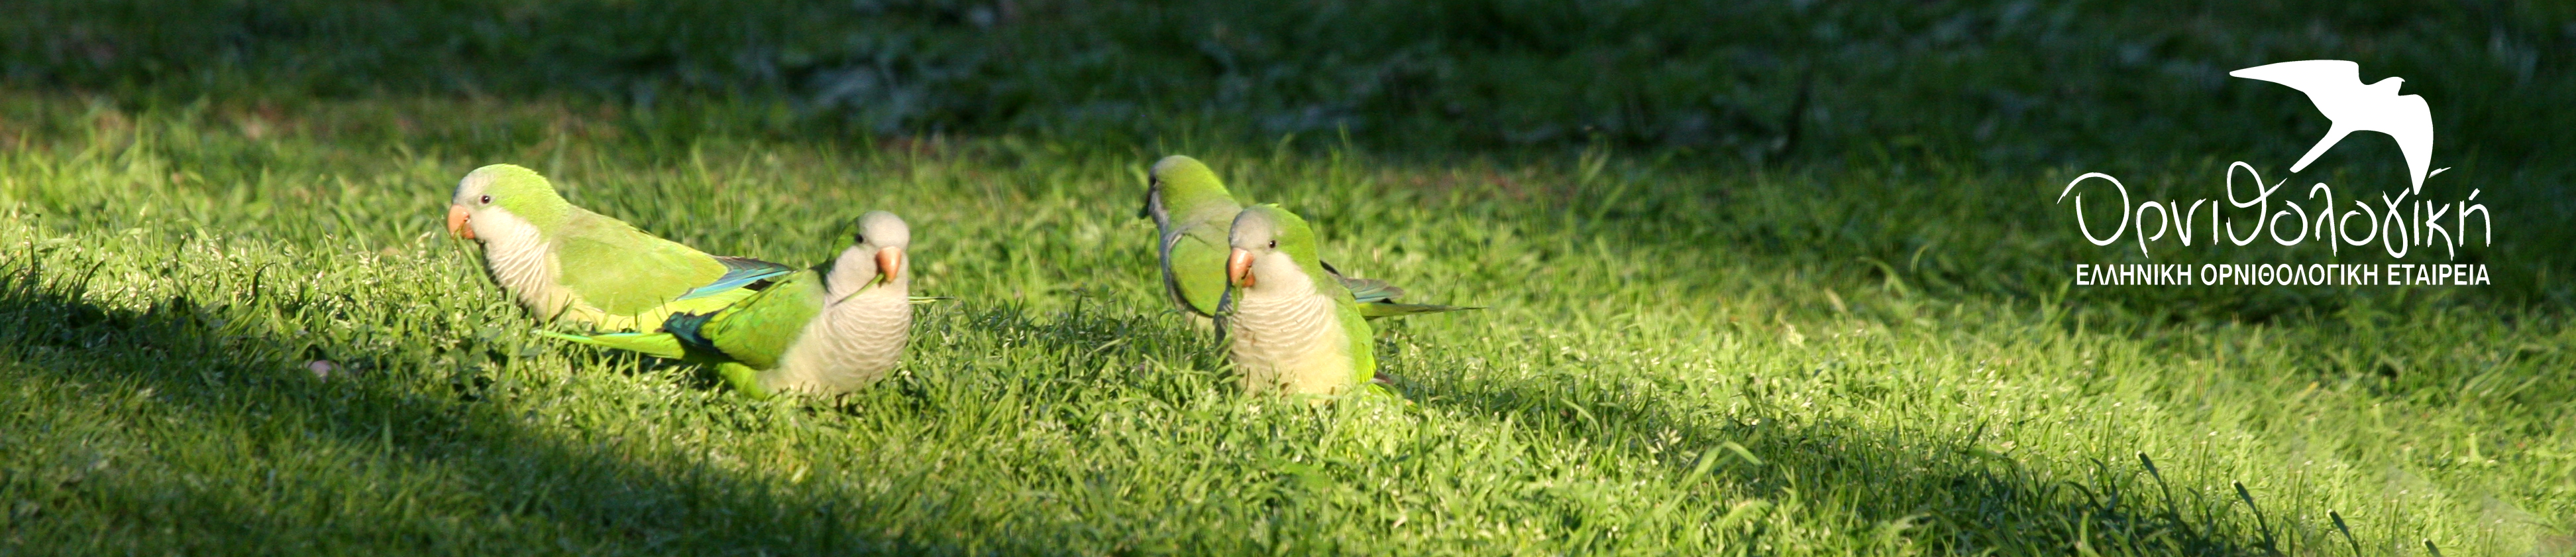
xmin=1225 ymin=204 xmax=1322 ymax=292
xmin=829 ymin=210 xmax=912 ymax=300
xmin=1140 ymin=155 xmax=1231 ymax=222
xmin=448 ymin=164 xmax=572 ymax=242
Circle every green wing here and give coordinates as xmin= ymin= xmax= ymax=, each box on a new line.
xmin=536 ymin=270 xmax=824 ymax=365
xmin=688 ymin=269 xmax=828 ymax=370
xmin=1299 ymin=263 xmax=1374 ymax=389
xmin=1162 ymin=224 xmax=1235 ymax=317
xmin=1148 ymin=162 xmax=1250 ymax=318
xmin=551 ymin=212 xmax=751 ymax=322
xmin=538 ymin=269 xmax=824 ymax=401
xmin=1333 ymin=290 xmax=1377 ymax=389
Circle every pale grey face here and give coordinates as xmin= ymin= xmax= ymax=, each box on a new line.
xmin=451 ymin=170 xmax=491 ymax=208
xmin=854 ymin=210 xmax=910 ymax=251
xmin=447 ymin=168 xmax=504 ymax=240
xmin=1227 ymin=208 xmax=1280 ymax=253
xmin=830 ymin=211 xmax=912 ymax=297
xmin=1226 ymin=209 xmax=1292 ymax=290
xmin=447 ymin=164 xmax=564 ymax=241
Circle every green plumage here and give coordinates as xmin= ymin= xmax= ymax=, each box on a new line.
xmin=685 ymin=270 xmax=828 ymax=371
xmin=1140 ymin=155 xmax=1476 ymax=322
xmin=452 ymin=164 xmax=792 ymax=332
xmin=1337 ymin=296 xmax=1379 ymax=391
xmin=1140 ymin=156 xmax=1248 ymax=321
xmin=1222 ymin=204 xmax=1381 ymax=398
xmin=536 ymin=329 xmax=688 ymax=360
xmin=536 ymin=211 xmax=918 ymax=400
xmin=538 ymin=269 xmax=824 ymax=397
xmin=535 ymin=270 xmax=820 ymax=360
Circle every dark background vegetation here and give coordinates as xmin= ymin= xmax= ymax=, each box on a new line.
xmin=1 ymin=1 xmax=2570 ymax=554
xmin=8 ymin=0 xmax=2569 ymax=318
xmin=7 ymin=0 xmax=2567 ymax=162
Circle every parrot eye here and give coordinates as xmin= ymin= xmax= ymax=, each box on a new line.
xmin=478 ymin=195 xmax=492 ymax=205
xmin=1266 ymin=240 xmax=1277 ymax=249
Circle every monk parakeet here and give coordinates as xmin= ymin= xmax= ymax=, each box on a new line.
xmin=1140 ymin=155 xmax=1473 ymax=326
xmin=447 ymin=164 xmax=794 ymax=332
xmin=1220 ymin=204 xmax=1383 ymax=397
xmin=541 ymin=211 xmax=916 ymax=399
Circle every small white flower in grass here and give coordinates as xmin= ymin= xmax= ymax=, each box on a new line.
xmin=305 ymin=359 xmax=341 ymax=379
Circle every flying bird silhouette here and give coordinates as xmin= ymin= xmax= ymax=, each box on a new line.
xmin=2230 ymin=60 xmax=2445 ymax=192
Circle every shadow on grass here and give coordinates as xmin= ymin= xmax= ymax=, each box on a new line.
xmin=0 ymin=247 xmax=2312 ymax=555
xmin=0 ymin=256 xmax=1030 ymax=554
xmin=0 ymin=248 xmax=1303 ymax=554
xmin=1395 ymin=360 xmax=2299 ymax=556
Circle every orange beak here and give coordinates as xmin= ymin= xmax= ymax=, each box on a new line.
xmin=875 ymin=247 xmax=906 ymax=282
xmin=1226 ymin=248 xmax=1256 ymax=288
xmin=446 ymin=205 xmax=476 ymax=240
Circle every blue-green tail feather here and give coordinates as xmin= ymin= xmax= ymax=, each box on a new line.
xmin=533 ymin=330 xmax=689 ymax=359
xmin=1356 ymin=301 xmax=1481 ymax=319
xmin=1321 ymin=260 xmax=1477 ymax=318
xmin=676 ymin=257 xmax=796 ymax=300
xmin=661 ymin=310 xmax=721 ymax=353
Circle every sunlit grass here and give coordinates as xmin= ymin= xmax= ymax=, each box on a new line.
xmin=0 ymin=97 xmax=2565 ymax=555
xmin=1 ymin=1 xmax=2570 ymax=553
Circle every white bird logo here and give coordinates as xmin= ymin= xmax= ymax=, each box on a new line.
xmin=2229 ymin=60 xmax=2447 ymax=192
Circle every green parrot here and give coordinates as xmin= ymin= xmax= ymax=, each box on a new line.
xmin=1220 ymin=204 xmax=1383 ymax=397
xmin=541 ymin=211 xmax=916 ymax=399
xmin=1140 ymin=155 xmax=1473 ymax=326
xmin=447 ymin=164 xmax=794 ymax=332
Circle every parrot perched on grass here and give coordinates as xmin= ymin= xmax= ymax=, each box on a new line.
xmin=540 ymin=211 xmax=916 ymax=399
xmin=447 ymin=164 xmax=794 ymax=332
xmin=1139 ymin=155 xmax=1473 ymax=327
xmin=1220 ymin=204 xmax=1383 ymax=398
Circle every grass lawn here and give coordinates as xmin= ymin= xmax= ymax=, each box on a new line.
xmin=2 ymin=1 xmax=2571 ymax=555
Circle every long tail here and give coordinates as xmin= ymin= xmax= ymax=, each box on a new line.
xmin=1330 ymin=269 xmax=1479 ymax=319
xmin=533 ymin=330 xmax=690 ymax=359
xmin=1336 ymin=275 xmax=1407 ymax=304
xmin=1356 ymin=301 xmax=1481 ymax=320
